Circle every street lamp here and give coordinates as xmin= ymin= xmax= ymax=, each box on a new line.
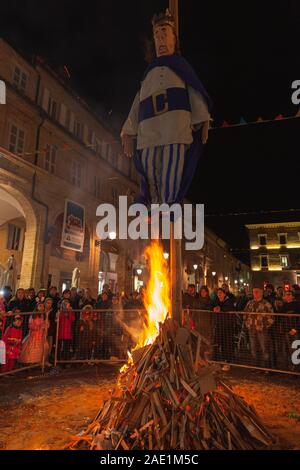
xmin=225 ymin=276 xmax=229 ymax=282
xmin=212 ymin=271 xmax=216 ymax=277
xmin=193 ymin=264 xmax=198 ymax=270
xmin=163 ymin=252 xmax=169 ymax=260
xmin=136 ymin=268 xmax=142 ymax=276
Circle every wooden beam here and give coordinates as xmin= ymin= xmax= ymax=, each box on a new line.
xmin=170 ymin=221 xmax=182 ymax=323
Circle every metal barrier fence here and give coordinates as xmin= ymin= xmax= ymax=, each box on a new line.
xmin=1 ymin=308 xmax=300 ymax=377
xmin=185 ymin=309 xmax=300 ymax=376
xmin=54 ymin=309 xmax=145 ymax=366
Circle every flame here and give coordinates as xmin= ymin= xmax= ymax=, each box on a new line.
xmin=137 ymin=240 xmax=170 ymax=348
xmin=119 ymin=241 xmax=170 ymax=376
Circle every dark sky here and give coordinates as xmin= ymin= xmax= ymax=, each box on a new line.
xmin=1 ymin=0 xmax=300 ymax=263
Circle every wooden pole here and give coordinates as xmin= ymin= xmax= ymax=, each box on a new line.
xmin=169 ymin=0 xmax=179 ymax=37
xmin=169 ymin=0 xmax=182 ymax=324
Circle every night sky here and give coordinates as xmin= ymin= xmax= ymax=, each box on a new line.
xmin=1 ymin=0 xmax=300 ymax=263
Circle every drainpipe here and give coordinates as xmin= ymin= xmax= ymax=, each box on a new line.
xmin=31 ymin=71 xmax=49 ymax=288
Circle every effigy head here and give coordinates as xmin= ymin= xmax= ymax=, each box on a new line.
xmin=152 ymin=9 xmax=178 ymax=57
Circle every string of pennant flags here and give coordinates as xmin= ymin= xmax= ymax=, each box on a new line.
xmin=210 ymin=107 xmax=300 ymax=130
xmin=15 ymin=106 xmax=300 ymax=159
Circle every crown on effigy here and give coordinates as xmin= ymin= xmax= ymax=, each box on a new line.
xmin=152 ymin=9 xmax=176 ymax=30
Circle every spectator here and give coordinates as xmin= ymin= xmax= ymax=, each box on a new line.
xmin=19 ymin=304 xmax=48 ymax=365
xmin=48 ymin=286 xmax=60 ymax=314
xmin=78 ymin=305 xmax=95 ymax=360
xmin=57 ymin=301 xmax=75 ymax=360
xmin=79 ymin=288 xmax=96 ymax=309
xmin=102 ymin=283 xmax=113 ymax=300
xmin=244 ymin=287 xmax=274 ymax=368
xmin=292 ymin=285 xmax=300 ymax=303
xmin=25 ymin=288 xmax=36 ymax=312
xmin=193 ymin=286 xmax=212 ymax=310
xmin=275 ymin=290 xmax=300 ymax=369
xmin=45 ymin=297 xmax=55 ymax=363
xmin=183 ymin=284 xmax=199 ymax=309
xmin=221 ymin=283 xmax=236 ymax=302
xmin=36 ymin=289 xmax=46 ymax=305
xmin=70 ymin=287 xmax=80 ymax=310
xmin=264 ymin=283 xmax=276 ymax=308
xmin=1 ymin=314 xmax=23 ymax=373
xmin=96 ymin=292 xmax=113 ymax=359
xmin=2 ymin=286 xmax=12 ymax=311
xmin=8 ymin=288 xmax=31 ymax=337
xmin=96 ymin=291 xmax=112 ymax=310
xmin=276 ymin=286 xmax=284 ymax=300
xmin=213 ymin=288 xmax=236 ymax=367
xmin=235 ymin=288 xmax=249 ymax=311
xmin=8 ymin=288 xmax=30 ymax=313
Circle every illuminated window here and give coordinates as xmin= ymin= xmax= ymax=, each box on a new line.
xmin=260 ymin=256 xmax=269 ymax=268
xmin=258 ymin=234 xmax=267 ymax=246
xmin=280 ymin=256 xmax=289 ymax=268
xmin=278 ymin=233 xmax=287 ymax=245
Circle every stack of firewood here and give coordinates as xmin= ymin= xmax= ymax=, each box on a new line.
xmin=66 ymin=319 xmax=275 ymax=450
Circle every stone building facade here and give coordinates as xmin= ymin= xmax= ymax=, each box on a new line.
xmin=0 ymin=39 xmax=250 ymax=296
xmin=246 ymin=221 xmax=300 ymax=287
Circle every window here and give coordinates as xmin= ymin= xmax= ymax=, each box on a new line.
xmin=45 ymin=144 xmax=57 ymax=174
xmin=12 ymin=66 xmax=27 ymax=93
xmin=71 ymin=161 xmax=82 ymax=187
xmin=280 ymin=255 xmax=289 ymax=268
xmin=261 ymin=256 xmax=269 ymax=268
xmin=278 ymin=233 xmax=287 ymax=246
xmin=74 ymin=120 xmax=82 ymax=140
xmin=7 ymin=224 xmax=22 ymax=251
xmin=258 ymin=234 xmax=267 ymax=246
xmin=9 ymin=124 xmax=25 ymax=155
xmin=48 ymin=96 xmax=58 ymax=120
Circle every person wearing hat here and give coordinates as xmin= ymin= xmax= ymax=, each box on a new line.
xmin=121 ymin=9 xmax=211 ymax=206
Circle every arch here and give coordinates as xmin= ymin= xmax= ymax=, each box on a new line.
xmin=0 ymin=183 xmax=39 ymax=289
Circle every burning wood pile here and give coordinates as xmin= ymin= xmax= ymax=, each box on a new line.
xmin=66 ymin=241 xmax=274 ymax=450
xmin=66 ymin=319 xmax=274 ymax=450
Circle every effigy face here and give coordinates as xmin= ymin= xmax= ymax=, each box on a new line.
xmin=153 ymin=24 xmax=176 ymax=57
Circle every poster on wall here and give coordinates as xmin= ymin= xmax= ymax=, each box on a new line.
xmin=61 ymin=200 xmax=85 ymax=252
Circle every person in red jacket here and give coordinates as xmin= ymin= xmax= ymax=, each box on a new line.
xmin=1 ymin=314 xmax=23 ymax=372
xmin=57 ymin=301 xmax=75 ymax=360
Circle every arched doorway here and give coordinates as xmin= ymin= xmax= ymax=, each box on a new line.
xmin=0 ymin=184 xmax=39 ymax=289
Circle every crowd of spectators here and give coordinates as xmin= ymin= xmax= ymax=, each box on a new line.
xmin=0 ymin=281 xmax=299 ymax=373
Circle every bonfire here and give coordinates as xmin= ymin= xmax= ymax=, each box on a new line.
xmin=66 ymin=241 xmax=275 ymax=450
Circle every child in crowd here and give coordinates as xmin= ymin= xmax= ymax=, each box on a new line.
xmin=78 ymin=305 xmax=95 ymax=360
xmin=57 ymin=300 xmax=75 ymax=360
xmin=1 ymin=314 xmax=23 ymax=372
xmin=19 ymin=304 xmax=48 ymax=364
